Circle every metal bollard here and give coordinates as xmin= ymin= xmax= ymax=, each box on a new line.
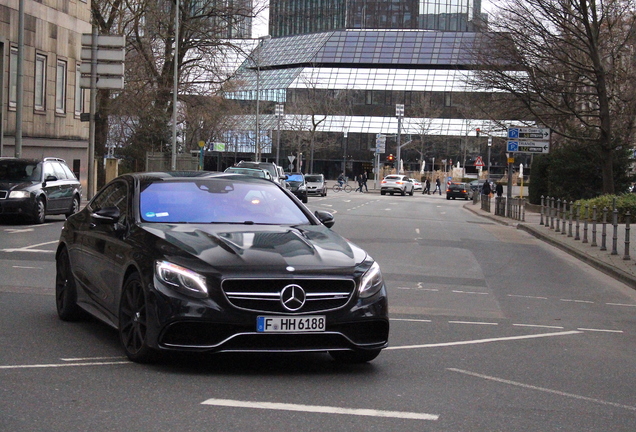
xmin=611 ymin=206 xmax=618 ymax=255
xmin=624 ymin=211 xmax=631 ymax=261
xmin=561 ymin=200 xmax=567 ymax=235
xmin=591 ymin=205 xmax=597 ymax=247
xmin=582 ymin=203 xmax=589 ymax=243
xmin=550 ymin=197 xmax=555 ymax=229
xmin=568 ymin=201 xmax=573 ymax=237
xmin=600 ymin=207 xmax=608 ymax=251
xmin=556 ymin=199 xmax=561 ymax=232
xmin=540 ymin=195 xmax=545 ymax=225
xmin=575 ymin=202 xmax=581 ymax=240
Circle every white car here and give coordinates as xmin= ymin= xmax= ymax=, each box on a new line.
xmin=409 ymin=178 xmax=423 ymax=191
xmin=381 ymin=175 xmax=414 ymax=196
xmin=305 ymin=174 xmax=327 ymax=196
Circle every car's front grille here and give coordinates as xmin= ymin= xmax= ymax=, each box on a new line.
xmin=0 ymin=191 xmax=7 ymax=199
xmin=222 ymin=278 xmax=356 ymax=313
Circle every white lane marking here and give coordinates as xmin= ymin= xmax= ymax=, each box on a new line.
xmin=448 ymin=321 xmax=498 ymax=326
xmin=391 ymin=318 xmax=432 ymax=323
xmin=560 ymin=299 xmax=594 ymax=304
xmin=513 ymin=324 xmax=564 ymax=329
xmin=508 ymin=294 xmax=548 ymax=300
xmin=577 ymin=328 xmax=624 ymax=333
xmin=606 ymin=303 xmax=636 ymax=307
xmin=0 ymin=361 xmax=129 ymax=370
xmin=6 ymin=228 xmax=34 ymax=233
xmin=61 ymin=356 xmax=127 ymax=362
xmin=452 ymin=290 xmax=489 ymax=295
xmin=200 ymin=398 xmax=439 ymax=421
xmin=2 ymin=240 xmax=58 ymax=253
xmin=415 ymin=228 xmax=420 ymax=234
xmin=12 ymin=266 xmax=43 ymax=269
xmin=447 ymin=368 xmax=636 ymax=412
xmin=386 ymin=330 xmax=582 ymax=350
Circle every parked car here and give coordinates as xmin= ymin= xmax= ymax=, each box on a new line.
xmin=284 ymin=172 xmax=308 ymax=203
xmin=0 ymin=157 xmax=82 ymax=224
xmin=305 ymin=174 xmax=327 ymax=196
xmin=224 ymin=166 xmax=273 ymax=180
xmin=446 ymin=182 xmax=470 ymax=200
xmin=55 ymin=172 xmax=389 ymax=364
xmin=236 ymin=161 xmax=286 ymax=185
xmin=409 ymin=178 xmax=423 ymax=191
xmin=380 ymin=175 xmax=414 ymax=196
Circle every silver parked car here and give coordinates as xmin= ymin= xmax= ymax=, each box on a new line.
xmin=305 ymin=174 xmax=327 ymax=196
xmin=380 ymin=175 xmax=414 ymax=196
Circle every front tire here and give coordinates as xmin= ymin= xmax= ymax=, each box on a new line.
xmin=33 ymin=198 xmax=46 ymax=224
xmin=329 ymin=349 xmax=382 ymax=364
xmin=55 ymin=248 xmax=83 ymax=321
xmin=66 ymin=196 xmax=80 ymax=218
xmin=119 ymin=273 xmax=157 ymax=363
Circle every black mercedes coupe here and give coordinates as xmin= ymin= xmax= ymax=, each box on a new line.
xmin=55 ymin=172 xmax=389 ymax=363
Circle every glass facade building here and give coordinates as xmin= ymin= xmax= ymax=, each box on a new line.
xmin=270 ymin=0 xmax=484 ymax=37
xmin=224 ymin=30 xmax=516 ymax=174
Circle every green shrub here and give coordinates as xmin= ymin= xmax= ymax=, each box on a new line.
xmin=571 ymin=194 xmax=636 ymax=223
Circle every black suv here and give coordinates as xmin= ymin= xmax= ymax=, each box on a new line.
xmin=0 ymin=157 xmax=82 ymax=223
xmin=284 ymin=172 xmax=308 ymax=203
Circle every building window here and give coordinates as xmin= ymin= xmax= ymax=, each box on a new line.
xmin=34 ymin=54 xmax=47 ymax=111
xmin=9 ymin=46 xmax=18 ymax=108
xmin=444 ymin=92 xmax=452 ymax=107
xmin=75 ymin=63 xmax=84 ymax=115
xmin=56 ymin=59 xmax=67 ymax=113
xmin=365 ymin=90 xmax=372 ymax=105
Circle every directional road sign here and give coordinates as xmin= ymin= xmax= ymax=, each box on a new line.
xmin=507 ymin=140 xmax=550 ymax=153
xmin=508 ymin=127 xmax=550 ymax=140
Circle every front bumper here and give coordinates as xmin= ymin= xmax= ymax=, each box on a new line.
xmin=146 ymin=282 xmax=389 ymax=354
xmin=0 ymin=197 xmax=35 ymax=217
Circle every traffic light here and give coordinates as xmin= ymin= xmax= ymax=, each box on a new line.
xmin=476 ymin=128 xmax=480 ymax=137
xmin=387 ymin=154 xmax=394 ymax=161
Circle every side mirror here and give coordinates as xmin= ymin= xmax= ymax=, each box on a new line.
xmin=91 ymin=206 xmax=121 ymax=225
xmin=314 ymin=210 xmax=335 ymax=228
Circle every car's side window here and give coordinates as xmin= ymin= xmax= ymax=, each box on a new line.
xmin=43 ymin=162 xmax=56 ymax=180
xmin=51 ymin=162 xmax=68 ymax=180
xmin=60 ymin=163 xmax=76 ymax=180
xmin=90 ymin=181 xmax=128 ymax=224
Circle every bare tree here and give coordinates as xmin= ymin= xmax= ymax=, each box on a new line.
xmin=470 ymin=0 xmax=636 ymax=194
xmin=91 ymin=0 xmax=264 ymax=173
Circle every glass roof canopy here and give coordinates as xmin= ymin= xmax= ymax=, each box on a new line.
xmin=225 ymin=30 xmax=516 ymax=138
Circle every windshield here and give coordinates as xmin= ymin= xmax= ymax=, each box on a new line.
xmin=140 ymin=179 xmax=311 ymax=225
xmin=286 ymin=174 xmax=304 ymax=182
xmin=225 ymin=168 xmax=267 ymax=178
xmin=0 ymin=160 xmax=41 ymax=182
xmin=305 ymin=175 xmax=323 ymax=183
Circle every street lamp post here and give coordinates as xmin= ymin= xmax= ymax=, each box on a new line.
xmin=275 ymin=103 xmax=284 ymax=167
xmin=171 ymin=0 xmax=180 ymax=171
xmin=253 ymin=35 xmax=271 ymax=162
xmin=487 ymin=136 xmax=492 ymax=176
xmin=396 ymin=104 xmax=404 ymax=174
xmin=342 ymin=129 xmax=348 ymax=178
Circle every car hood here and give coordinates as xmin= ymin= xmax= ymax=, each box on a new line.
xmin=0 ymin=180 xmax=36 ymax=191
xmin=140 ymin=223 xmax=367 ymax=273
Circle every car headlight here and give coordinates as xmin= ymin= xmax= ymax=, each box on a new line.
xmin=8 ymin=191 xmax=30 ymax=199
xmin=155 ymin=261 xmax=208 ymax=298
xmin=299 ymin=184 xmax=306 ymax=191
xmin=358 ymin=261 xmax=384 ymax=298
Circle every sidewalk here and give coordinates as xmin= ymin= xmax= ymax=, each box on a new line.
xmin=464 ymin=201 xmax=636 ymax=290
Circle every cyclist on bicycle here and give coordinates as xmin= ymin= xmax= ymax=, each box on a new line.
xmin=337 ymin=173 xmax=345 ymax=187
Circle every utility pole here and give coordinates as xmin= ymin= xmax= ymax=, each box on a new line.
xmin=396 ymin=104 xmax=404 ymax=174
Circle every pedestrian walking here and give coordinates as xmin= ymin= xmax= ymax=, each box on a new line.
xmin=423 ymin=179 xmax=430 ymax=194
xmin=482 ymin=179 xmax=492 ymax=196
xmin=355 ymin=174 xmax=364 ymax=192
xmin=434 ymin=178 xmax=441 ymax=195
xmin=362 ymin=172 xmax=368 ymax=192
xmin=495 ymin=182 xmax=503 ymax=197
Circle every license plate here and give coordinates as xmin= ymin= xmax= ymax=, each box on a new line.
xmin=257 ymin=315 xmax=326 ymax=333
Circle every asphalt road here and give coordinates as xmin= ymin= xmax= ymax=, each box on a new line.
xmin=1 ymin=193 xmax=636 ymax=431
